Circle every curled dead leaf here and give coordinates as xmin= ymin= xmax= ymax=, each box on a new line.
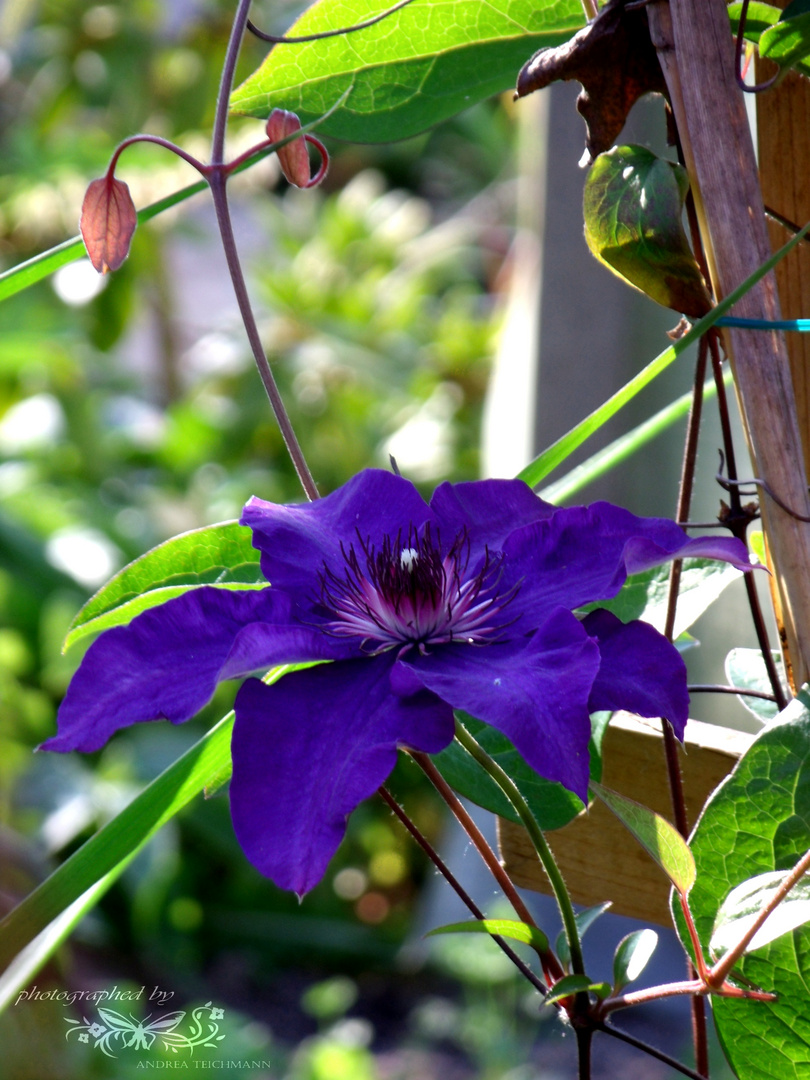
xmin=80 ymin=176 xmax=137 ymax=274
xmin=515 ymin=0 xmax=667 ymax=165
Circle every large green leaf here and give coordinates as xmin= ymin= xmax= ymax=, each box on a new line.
xmin=63 ymin=521 xmax=263 ymax=650
xmin=230 ymin=0 xmax=584 ymax=142
xmin=583 ymin=145 xmax=712 ymax=317
xmin=680 ymin=693 xmax=810 ymax=1079
xmin=728 ymin=1 xmax=810 ymax=77
xmin=711 ymin=870 xmax=810 ymax=959
xmin=583 ymin=557 xmax=743 ymax=640
xmin=759 ymin=10 xmax=810 ymax=72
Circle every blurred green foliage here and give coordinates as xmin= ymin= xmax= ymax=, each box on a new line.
xmin=0 ymin=3 xmax=543 ymax=1077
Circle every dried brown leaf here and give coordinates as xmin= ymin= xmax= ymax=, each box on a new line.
xmin=80 ymin=176 xmax=137 ymax=274
xmin=516 ymin=0 xmax=667 ymax=165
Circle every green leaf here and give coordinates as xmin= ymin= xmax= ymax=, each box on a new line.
xmin=582 ymin=557 xmax=742 ymax=641
xmin=64 ymin=520 xmax=262 ymax=650
xmin=590 ymin=780 xmax=696 ymax=895
xmin=543 ymin=973 xmax=610 ymax=1005
xmin=724 ymin=648 xmax=785 ymax=724
xmin=427 ymin=918 xmax=549 ymax=953
xmin=781 ymin=0 xmax=810 ymax=19
xmin=433 ymin=711 xmax=609 ymax=831
xmin=759 ymin=11 xmax=810 ymax=73
xmin=517 ymin=211 xmax=810 ymax=489
xmin=230 ymin=0 xmax=584 ymax=143
xmin=728 ymin=1 xmax=781 ymax=43
xmin=679 ymin=691 xmax=810 ymax=1079
xmin=556 ymin=902 xmax=612 ymax=970
xmin=583 ymin=145 xmax=712 ymax=317
xmin=711 ymin=870 xmax=810 ymax=959
xmin=612 ymin=928 xmax=658 ymax=992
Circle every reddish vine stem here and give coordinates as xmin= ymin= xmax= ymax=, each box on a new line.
xmin=708 ymin=337 xmax=787 ymax=709
xmin=409 ymin=753 xmax=537 ymax=929
xmin=246 ymin=0 xmax=416 ymax=44
xmin=593 ymin=1021 xmax=709 ymax=1080
xmin=378 ymin=786 xmax=550 ymax=996
xmin=207 ymin=0 xmax=319 ymax=501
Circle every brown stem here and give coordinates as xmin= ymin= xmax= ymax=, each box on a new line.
xmin=409 ymin=751 xmax=565 ymax=984
xmin=378 ymin=786 xmax=550 ymax=995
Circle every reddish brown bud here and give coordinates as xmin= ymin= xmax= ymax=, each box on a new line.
xmin=266 ymin=109 xmax=312 ymax=188
xmin=80 ymin=175 xmax=137 ymax=274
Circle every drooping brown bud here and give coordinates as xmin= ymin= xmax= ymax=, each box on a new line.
xmin=80 ymin=175 xmax=138 ymax=274
xmin=265 ymin=109 xmax=312 ymax=188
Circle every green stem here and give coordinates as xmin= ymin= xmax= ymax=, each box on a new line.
xmin=452 ymin=717 xmax=585 ymax=977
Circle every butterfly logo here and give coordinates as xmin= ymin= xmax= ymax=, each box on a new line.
xmin=95 ymin=1008 xmax=187 ymax=1052
xmin=65 ymin=1000 xmax=225 ymax=1057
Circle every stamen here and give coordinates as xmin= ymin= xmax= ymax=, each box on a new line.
xmin=317 ymin=523 xmax=517 ymax=653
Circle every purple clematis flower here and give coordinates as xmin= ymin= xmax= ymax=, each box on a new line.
xmin=44 ymin=469 xmax=751 ymax=896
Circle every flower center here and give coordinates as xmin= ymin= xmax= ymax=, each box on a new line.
xmin=318 ymin=523 xmax=515 ymax=654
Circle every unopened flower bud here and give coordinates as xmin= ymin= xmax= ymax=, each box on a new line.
xmin=80 ymin=175 xmax=137 ymax=274
xmin=266 ymin=109 xmax=312 ymax=188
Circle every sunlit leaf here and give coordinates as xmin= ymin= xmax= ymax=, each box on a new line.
xmin=427 ymin=918 xmax=549 ymax=953
xmin=582 ymin=558 xmax=742 ymax=641
xmin=590 ymin=780 xmax=696 ymax=895
xmin=63 ymin=521 xmax=262 ymax=650
xmin=583 ymin=145 xmax=712 ymax=317
xmin=678 ymin=691 xmax=810 ymax=1079
xmin=724 ymin=648 xmax=784 ymax=724
xmin=759 ymin=11 xmax=810 ymax=71
xmin=230 ymin=0 xmax=584 ymax=142
xmin=711 ymin=870 xmax=810 ymax=958
xmin=612 ymin=928 xmax=658 ymax=992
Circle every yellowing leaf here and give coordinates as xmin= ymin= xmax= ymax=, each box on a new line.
xmin=583 ymin=145 xmax=712 ymax=317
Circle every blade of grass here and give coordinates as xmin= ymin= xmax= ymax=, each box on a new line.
xmin=0 ymin=709 xmax=234 ymax=982
xmin=539 ymin=371 xmax=730 ymax=504
xmin=0 ymin=854 xmax=138 ymax=1012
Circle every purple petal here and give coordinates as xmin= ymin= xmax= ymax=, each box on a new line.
xmin=501 ymin=503 xmax=750 ymax=621
xmin=241 ymin=469 xmax=433 ymax=596
xmin=583 ymin=609 xmax=689 ymax=739
xmin=429 ymin=477 xmax=555 ymax=561
xmin=42 ymin=587 xmax=344 ymax=753
xmin=400 ymin=607 xmax=601 ymax=800
xmin=230 ymin=654 xmax=454 ymax=895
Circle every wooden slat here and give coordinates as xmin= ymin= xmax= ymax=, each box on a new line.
xmin=757 ymin=20 xmax=810 ymax=480
xmin=498 ymin=713 xmax=752 ymax=925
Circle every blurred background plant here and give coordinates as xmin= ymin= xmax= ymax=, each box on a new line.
xmin=0 ymin=2 xmax=564 ymax=1077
